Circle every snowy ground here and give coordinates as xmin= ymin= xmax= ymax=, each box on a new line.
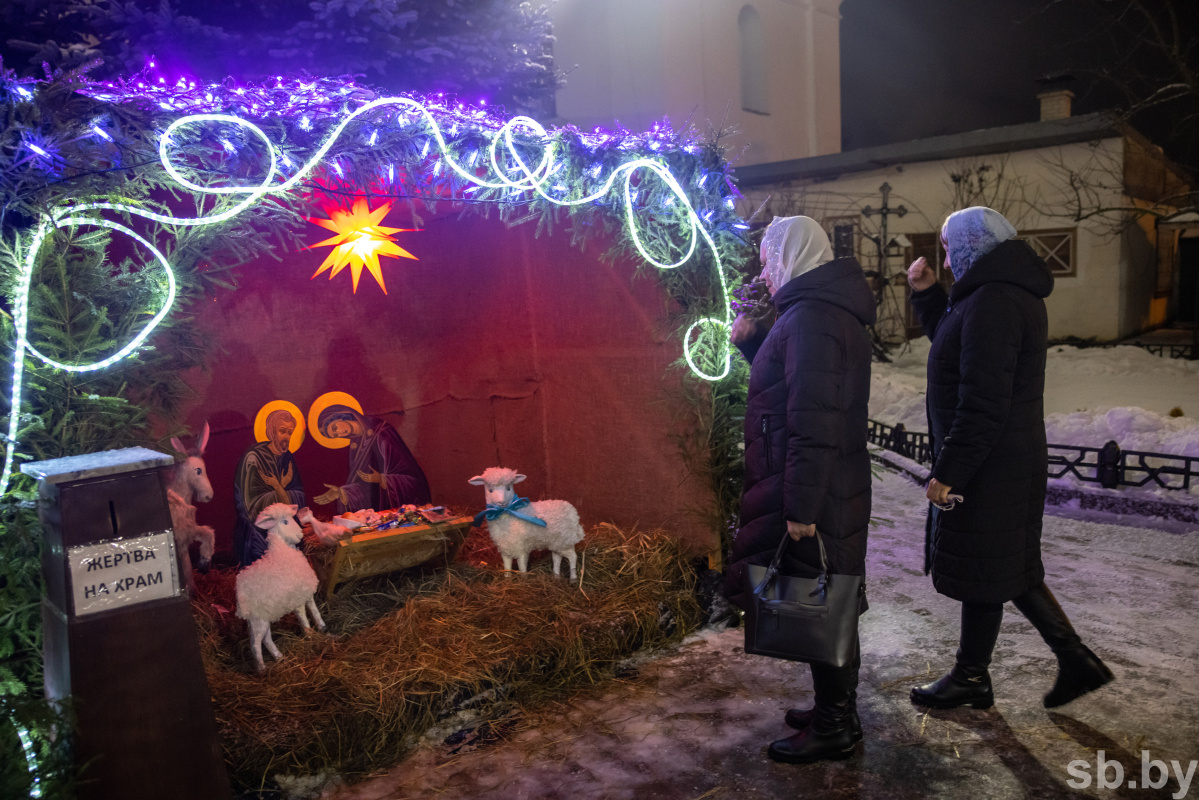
xmin=322 ymin=469 xmax=1199 ymax=800
xmin=872 ymin=341 xmax=1199 ymax=496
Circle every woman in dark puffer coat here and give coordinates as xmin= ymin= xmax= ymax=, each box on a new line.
xmin=907 ymin=206 xmax=1113 ymax=711
xmin=724 ymin=216 xmax=875 ymax=764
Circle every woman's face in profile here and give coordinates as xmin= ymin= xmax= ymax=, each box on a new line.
xmin=762 ymin=270 xmax=777 ymax=296
xmin=758 ymin=249 xmax=778 ymax=296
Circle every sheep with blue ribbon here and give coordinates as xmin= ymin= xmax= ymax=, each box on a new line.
xmin=469 ymin=468 xmax=584 ymax=582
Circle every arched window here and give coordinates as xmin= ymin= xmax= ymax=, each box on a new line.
xmin=739 ymin=5 xmax=769 ymax=115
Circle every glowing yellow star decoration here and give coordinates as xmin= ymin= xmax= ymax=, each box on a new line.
xmin=308 ymin=198 xmax=419 ymax=293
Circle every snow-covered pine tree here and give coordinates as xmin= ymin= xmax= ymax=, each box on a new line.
xmin=1 ymin=0 xmax=561 ymax=116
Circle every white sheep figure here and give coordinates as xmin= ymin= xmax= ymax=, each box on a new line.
xmin=468 ymin=468 xmax=584 ymax=581
xmin=235 ymin=503 xmax=325 ymax=673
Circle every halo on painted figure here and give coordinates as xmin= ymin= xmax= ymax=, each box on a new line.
xmin=308 ymin=391 xmax=364 ymax=449
xmin=253 ymin=400 xmax=306 ymax=452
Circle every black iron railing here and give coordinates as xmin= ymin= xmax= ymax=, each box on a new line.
xmin=1114 ymin=448 xmax=1199 ymax=491
xmin=1050 ymin=340 xmax=1196 ymax=360
xmin=868 ymin=419 xmax=1199 ymax=492
xmin=866 ymin=420 xmax=933 ymax=466
xmin=1137 ymin=343 xmax=1195 ymax=359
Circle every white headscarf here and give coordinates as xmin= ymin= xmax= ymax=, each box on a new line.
xmin=943 ymin=207 xmax=1017 ymax=281
xmin=759 ymin=216 xmax=836 ymax=293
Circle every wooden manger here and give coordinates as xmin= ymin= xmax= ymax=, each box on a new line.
xmin=311 ymin=515 xmax=476 ymax=595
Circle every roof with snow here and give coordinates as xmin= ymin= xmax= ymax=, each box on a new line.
xmin=735 ymin=112 xmax=1125 ymax=186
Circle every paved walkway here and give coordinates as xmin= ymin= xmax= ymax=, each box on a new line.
xmin=323 ymin=469 xmax=1199 ymax=800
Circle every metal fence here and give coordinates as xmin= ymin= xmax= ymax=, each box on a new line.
xmin=866 ymin=420 xmax=933 ymax=466
xmin=1133 ymin=343 xmax=1195 ymax=360
xmin=868 ymin=419 xmax=1199 ymax=492
xmin=1052 ymin=340 xmax=1196 ymax=360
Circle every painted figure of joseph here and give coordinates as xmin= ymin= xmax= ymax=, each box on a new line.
xmin=233 ymin=409 xmax=305 ymax=566
xmin=313 ymin=405 xmax=431 ymax=512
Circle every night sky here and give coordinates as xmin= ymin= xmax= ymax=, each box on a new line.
xmin=838 ymin=0 xmax=1196 ymax=166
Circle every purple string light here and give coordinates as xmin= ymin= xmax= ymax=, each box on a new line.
xmin=76 ymin=75 xmax=693 ymax=154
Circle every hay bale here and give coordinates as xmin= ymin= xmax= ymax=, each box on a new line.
xmin=193 ymin=524 xmax=702 ymax=788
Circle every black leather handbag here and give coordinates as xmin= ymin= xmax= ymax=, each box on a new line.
xmin=743 ymin=531 xmax=863 ymax=667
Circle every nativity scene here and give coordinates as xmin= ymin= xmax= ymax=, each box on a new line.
xmin=2 ymin=67 xmax=745 ymax=799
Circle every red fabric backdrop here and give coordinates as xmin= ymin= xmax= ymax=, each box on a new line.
xmin=180 ymin=203 xmax=718 ymax=556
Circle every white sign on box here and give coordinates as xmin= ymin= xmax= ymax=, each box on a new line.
xmin=69 ymin=531 xmax=181 ymax=616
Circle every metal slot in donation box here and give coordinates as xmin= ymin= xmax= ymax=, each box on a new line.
xmin=22 ymin=448 xmax=229 ymax=800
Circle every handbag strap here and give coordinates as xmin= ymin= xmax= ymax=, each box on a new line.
xmin=753 ymin=528 xmax=831 ymax=596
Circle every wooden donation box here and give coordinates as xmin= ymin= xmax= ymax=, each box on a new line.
xmin=23 ymin=448 xmax=229 ymax=800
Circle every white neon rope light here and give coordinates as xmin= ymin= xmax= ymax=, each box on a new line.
xmin=2 ymin=96 xmax=735 ymax=496
xmin=23 ymin=220 xmax=177 ymax=373
xmin=15 ymin=723 xmax=42 ymax=798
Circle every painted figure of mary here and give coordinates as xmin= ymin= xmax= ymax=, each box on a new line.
xmin=313 ymin=405 xmax=431 ymax=512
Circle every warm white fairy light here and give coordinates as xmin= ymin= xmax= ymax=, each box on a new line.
xmin=2 ymin=93 xmax=737 ymax=495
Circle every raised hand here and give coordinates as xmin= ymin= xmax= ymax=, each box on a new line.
xmin=907 ymin=256 xmax=936 ymax=291
xmin=730 ymin=314 xmax=759 ymax=345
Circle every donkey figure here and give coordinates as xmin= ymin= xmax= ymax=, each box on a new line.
xmin=167 ymin=422 xmax=216 ymax=595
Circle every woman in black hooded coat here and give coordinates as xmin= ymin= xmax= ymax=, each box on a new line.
xmin=725 ymin=216 xmax=875 ymax=764
xmin=906 ymin=206 xmax=1113 ymax=711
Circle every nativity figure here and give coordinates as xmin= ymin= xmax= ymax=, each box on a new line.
xmin=312 ymin=404 xmax=431 ymax=512
xmin=234 ymin=408 xmax=306 ymax=566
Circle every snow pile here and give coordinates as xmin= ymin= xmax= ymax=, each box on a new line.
xmin=1045 ymin=407 xmax=1199 ymax=458
xmin=1042 ymin=344 xmax=1199 ymax=418
xmin=870 ymin=338 xmax=931 ymax=430
xmin=871 ymin=342 xmax=1199 ymax=440
xmin=870 ymin=376 xmax=928 ymax=430
xmin=870 ymin=343 xmax=1199 ymax=498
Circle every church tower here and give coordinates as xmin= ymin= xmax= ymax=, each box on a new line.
xmin=548 ymin=0 xmax=843 ymax=166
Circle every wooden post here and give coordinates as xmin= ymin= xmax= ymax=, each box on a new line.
xmin=22 ymin=448 xmax=230 ymax=800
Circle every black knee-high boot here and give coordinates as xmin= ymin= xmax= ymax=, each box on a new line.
xmin=911 ymin=602 xmax=1001 ymax=709
xmin=769 ymin=651 xmax=860 ymax=763
xmin=784 ymin=642 xmax=862 ymax=741
xmin=1011 ymin=582 xmax=1114 ymax=707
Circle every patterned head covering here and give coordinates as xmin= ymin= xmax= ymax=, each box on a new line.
xmin=942 ymin=207 xmax=1017 ymax=281
xmin=759 ymin=216 xmax=836 ymax=293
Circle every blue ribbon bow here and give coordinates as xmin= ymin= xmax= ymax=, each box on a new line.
xmin=473 ymin=496 xmax=548 ymax=528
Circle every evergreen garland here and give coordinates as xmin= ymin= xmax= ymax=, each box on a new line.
xmin=0 ymin=65 xmax=752 ymax=796
xmin=0 ymin=66 xmax=310 ymax=798
xmin=1 ymin=0 xmax=560 ymax=116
